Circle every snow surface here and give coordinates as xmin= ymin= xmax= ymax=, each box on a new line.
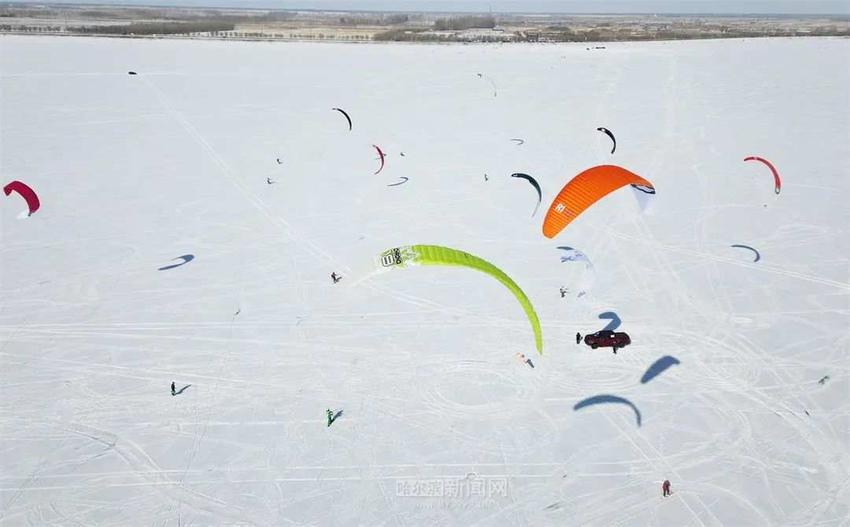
xmin=1 ymin=35 xmax=848 ymax=526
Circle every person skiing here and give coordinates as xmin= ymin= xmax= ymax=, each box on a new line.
xmin=662 ymin=479 xmax=671 ymax=497
xmin=171 ymin=381 xmax=176 ymax=396
xmin=331 ymin=272 xmax=341 ymax=284
xmin=326 ymin=409 xmax=334 ymax=427
xmin=576 ymin=332 xmax=582 ymax=344
xmin=515 ymin=353 xmax=534 ymax=368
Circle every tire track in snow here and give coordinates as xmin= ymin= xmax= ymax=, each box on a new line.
xmin=604 ymin=228 xmax=849 ymax=291
xmin=141 ymin=76 xmax=493 ymax=329
xmin=62 ymin=423 xmax=259 ymax=525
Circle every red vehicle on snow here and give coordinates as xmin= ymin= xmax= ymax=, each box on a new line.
xmin=583 ymin=330 xmax=631 ymax=353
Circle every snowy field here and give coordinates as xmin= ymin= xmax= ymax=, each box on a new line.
xmin=1 ymin=35 xmax=848 ymax=526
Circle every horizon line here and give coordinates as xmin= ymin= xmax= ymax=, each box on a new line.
xmin=5 ymin=1 xmax=850 ymax=17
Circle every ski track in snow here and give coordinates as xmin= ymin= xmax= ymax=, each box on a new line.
xmin=1 ymin=35 xmax=848 ymax=526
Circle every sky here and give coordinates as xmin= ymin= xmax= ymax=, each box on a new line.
xmin=10 ymin=0 xmax=850 ymax=15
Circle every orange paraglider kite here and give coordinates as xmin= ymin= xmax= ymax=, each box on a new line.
xmin=542 ymin=165 xmax=654 ymax=239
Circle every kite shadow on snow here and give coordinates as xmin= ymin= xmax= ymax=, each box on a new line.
xmin=640 ymin=356 xmax=680 ymax=384
xmin=575 ymin=356 xmax=680 ymax=427
xmin=330 ymin=409 xmax=343 ymax=425
xmin=598 ymin=311 xmax=621 ymax=332
xmin=174 ymin=384 xmax=192 ymax=395
xmin=574 ymin=394 xmax=641 ymax=427
xmin=158 ymin=254 xmax=195 ymax=271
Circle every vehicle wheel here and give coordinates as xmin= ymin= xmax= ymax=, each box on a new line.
xmin=591 ymin=344 xmax=597 ymax=349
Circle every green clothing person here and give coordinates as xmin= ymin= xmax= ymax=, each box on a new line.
xmin=326 ymin=409 xmax=334 ymax=427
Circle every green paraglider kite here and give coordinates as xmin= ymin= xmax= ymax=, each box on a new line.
xmin=378 ymin=245 xmax=543 ymax=354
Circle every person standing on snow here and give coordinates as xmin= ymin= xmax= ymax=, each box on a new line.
xmin=331 ymin=272 xmax=341 ymax=284
xmin=171 ymin=381 xmax=176 ymax=396
xmin=576 ymin=332 xmax=582 ymax=344
xmin=515 ymin=353 xmax=534 ymax=368
xmin=326 ymin=409 xmax=335 ymax=427
xmin=662 ymin=480 xmax=672 ymax=497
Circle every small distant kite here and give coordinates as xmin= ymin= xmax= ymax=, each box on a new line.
xmin=510 ymin=173 xmax=542 ymax=217
xmin=158 ymin=254 xmax=195 ymax=271
xmin=476 ymin=73 xmax=497 ymax=97
xmin=557 ymin=246 xmax=595 ymax=297
xmin=332 ymin=107 xmax=352 ymax=131
xmin=128 ymin=71 xmax=138 ymax=75
xmin=387 ymin=177 xmax=409 ymax=187
xmin=730 ymin=244 xmax=761 ymax=262
xmin=743 ymin=156 xmax=781 ymax=195
xmin=373 ymin=145 xmax=386 ymax=175
xmin=4 ymin=180 xmax=40 ymax=216
xmin=510 ymin=138 xmax=525 ymax=145
xmin=597 ymin=127 xmax=616 ymax=154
